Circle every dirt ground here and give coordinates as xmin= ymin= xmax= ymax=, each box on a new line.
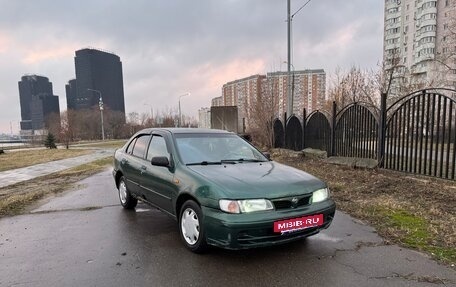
xmin=271 ymin=149 xmax=455 ymax=265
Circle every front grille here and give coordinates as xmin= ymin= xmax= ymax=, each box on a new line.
xmin=272 ymin=195 xmax=311 ymax=210
xmin=236 ymin=212 xmax=335 ymax=247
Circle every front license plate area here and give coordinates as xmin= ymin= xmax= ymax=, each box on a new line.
xmin=274 ymin=214 xmax=324 ymax=234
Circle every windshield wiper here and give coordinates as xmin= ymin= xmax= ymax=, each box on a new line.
xmin=222 ymin=158 xmax=266 ymax=163
xmin=187 ymin=160 xmax=236 ymax=166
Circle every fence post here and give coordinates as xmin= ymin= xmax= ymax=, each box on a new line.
xmin=302 ymin=108 xmax=307 ymax=149
xmin=377 ymin=93 xmax=387 ymax=167
xmin=331 ymin=101 xmax=336 ymax=156
xmin=283 ymin=112 xmax=287 ymax=148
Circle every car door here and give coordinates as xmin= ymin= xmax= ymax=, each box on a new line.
xmin=140 ymin=133 xmax=177 ymax=216
xmin=121 ymin=134 xmax=151 ymax=196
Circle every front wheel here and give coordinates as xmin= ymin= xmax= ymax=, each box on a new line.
xmin=179 ymin=200 xmax=207 ymax=253
xmin=118 ymin=176 xmax=137 ymax=209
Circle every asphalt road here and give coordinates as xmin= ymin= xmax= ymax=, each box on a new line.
xmin=0 ymin=170 xmax=455 ymax=287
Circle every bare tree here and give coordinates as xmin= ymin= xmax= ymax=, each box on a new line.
xmin=242 ymin=77 xmax=278 ymax=148
xmin=59 ymin=110 xmax=74 ymax=148
xmin=326 ymin=66 xmax=381 ymax=111
xmin=44 ymin=112 xmax=61 ymax=137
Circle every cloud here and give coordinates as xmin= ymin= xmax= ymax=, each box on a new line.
xmin=22 ymin=45 xmax=76 ymax=65
xmin=0 ymin=0 xmax=383 ymax=134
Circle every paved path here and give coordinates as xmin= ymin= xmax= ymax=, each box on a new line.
xmin=0 ymin=149 xmax=114 ymax=188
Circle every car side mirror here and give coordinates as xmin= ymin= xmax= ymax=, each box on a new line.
xmin=151 ymin=156 xmax=170 ymax=167
xmin=263 ymin=152 xmax=271 ymax=160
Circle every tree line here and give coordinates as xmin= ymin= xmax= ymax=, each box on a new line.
xmin=45 ymin=107 xmax=197 ymax=146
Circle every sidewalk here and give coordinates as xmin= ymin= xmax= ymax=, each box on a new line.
xmin=0 ymin=149 xmax=114 ymax=188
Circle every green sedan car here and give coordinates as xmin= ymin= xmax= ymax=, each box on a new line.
xmin=112 ymin=128 xmax=336 ymax=252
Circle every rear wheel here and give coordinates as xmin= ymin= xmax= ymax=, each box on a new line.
xmin=118 ymin=176 xmax=137 ymax=209
xmin=179 ymin=200 xmax=207 ymax=253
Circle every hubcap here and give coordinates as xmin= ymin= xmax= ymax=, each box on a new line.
xmin=181 ymin=208 xmax=200 ymax=245
xmin=119 ymin=180 xmax=127 ymax=205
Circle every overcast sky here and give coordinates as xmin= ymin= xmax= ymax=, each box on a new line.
xmin=0 ymin=0 xmax=384 ymax=134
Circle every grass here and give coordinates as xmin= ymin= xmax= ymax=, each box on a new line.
xmin=0 ymin=157 xmax=112 ymax=216
xmin=272 ymin=150 xmax=456 ymax=266
xmin=367 ymin=207 xmax=455 ymax=263
xmin=0 ymin=149 xmax=92 ymax=172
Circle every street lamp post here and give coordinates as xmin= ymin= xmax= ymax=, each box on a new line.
xmin=286 ymin=0 xmax=312 ymax=118
xmin=178 ymin=92 xmax=190 ymax=127
xmin=284 ymin=61 xmax=295 ymax=116
xmin=87 ymin=88 xmax=105 ymax=140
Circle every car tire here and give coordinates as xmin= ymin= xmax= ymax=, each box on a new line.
xmin=118 ymin=176 xmax=137 ymax=209
xmin=179 ymin=200 xmax=207 ymax=253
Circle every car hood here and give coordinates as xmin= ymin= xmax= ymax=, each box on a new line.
xmin=187 ymin=161 xmax=325 ymax=199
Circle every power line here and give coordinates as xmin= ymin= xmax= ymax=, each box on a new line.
xmin=292 ymin=0 xmax=312 ymax=19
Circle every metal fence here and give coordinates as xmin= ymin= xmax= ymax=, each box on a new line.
xmin=273 ymin=89 xmax=456 ymax=180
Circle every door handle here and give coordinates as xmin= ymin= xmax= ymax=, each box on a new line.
xmin=121 ymin=159 xmax=128 ymax=165
xmin=140 ymin=165 xmax=147 ymax=174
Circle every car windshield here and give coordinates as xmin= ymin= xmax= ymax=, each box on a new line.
xmin=174 ymin=133 xmax=268 ymax=165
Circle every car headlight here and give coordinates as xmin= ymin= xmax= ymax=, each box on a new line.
xmin=311 ymin=188 xmax=329 ymax=203
xmin=219 ymin=199 xmax=274 ymax=213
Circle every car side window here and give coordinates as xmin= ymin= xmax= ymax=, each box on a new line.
xmin=146 ymin=135 xmax=169 ymax=161
xmin=131 ymin=135 xmax=151 ymax=158
xmin=126 ymin=137 xmax=137 ymax=154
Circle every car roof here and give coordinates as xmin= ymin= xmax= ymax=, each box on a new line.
xmin=138 ymin=128 xmax=234 ymax=135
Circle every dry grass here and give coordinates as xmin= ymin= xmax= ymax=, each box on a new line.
xmin=0 ymin=149 xmax=92 ymax=172
xmin=0 ymin=157 xmax=112 ymax=216
xmin=272 ymin=150 xmax=456 ymax=265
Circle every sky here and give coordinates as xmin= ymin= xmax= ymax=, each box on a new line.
xmin=0 ymin=0 xmax=384 ymax=134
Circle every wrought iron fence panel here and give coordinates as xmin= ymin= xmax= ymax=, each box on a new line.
xmin=285 ymin=115 xmax=303 ymax=151
xmin=385 ymin=90 xmax=456 ymax=180
xmin=305 ymin=111 xmax=331 ymax=154
xmin=334 ymin=103 xmax=378 ymax=159
xmin=273 ymin=118 xmax=284 ymax=148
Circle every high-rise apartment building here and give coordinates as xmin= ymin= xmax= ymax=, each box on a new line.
xmin=211 ymin=96 xmax=223 ymax=107
xmin=267 ymin=70 xmax=326 ymax=119
xmin=66 ymin=48 xmax=125 ymax=114
xmin=383 ymin=0 xmax=456 ymax=92
xmin=216 ymin=70 xmax=326 ymax=132
xmin=222 ymin=75 xmax=265 ymax=130
xmin=18 ymin=75 xmax=60 ymax=131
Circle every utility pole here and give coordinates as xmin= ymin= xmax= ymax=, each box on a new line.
xmin=287 ymin=0 xmax=292 ymax=118
xmin=286 ymin=0 xmax=312 ymax=119
xmin=178 ymin=92 xmax=190 ymax=127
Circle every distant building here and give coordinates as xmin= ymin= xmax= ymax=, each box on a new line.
xmin=198 ymin=108 xmax=211 ymax=129
xmin=383 ymin=0 xmax=456 ymax=93
xmin=18 ymin=75 xmax=60 ymax=132
xmin=267 ymin=69 xmax=326 ymax=119
xmin=67 ymin=48 xmax=125 ymax=115
xmin=215 ymin=70 xmax=326 ymax=132
xmin=211 ymin=96 xmax=223 ymax=107
xmin=65 ymin=79 xmax=78 ymax=110
xmin=221 ymin=75 xmax=265 ymax=132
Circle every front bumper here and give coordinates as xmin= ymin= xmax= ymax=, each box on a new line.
xmin=202 ymin=199 xmax=336 ymax=250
